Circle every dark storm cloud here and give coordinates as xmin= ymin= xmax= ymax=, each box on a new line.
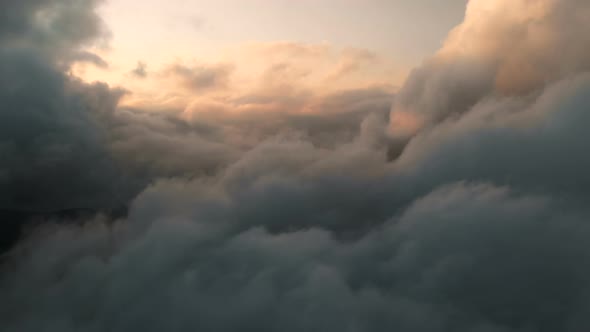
xmin=0 ymin=0 xmax=125 ymax=211
xmin=3 ymin=181 xmax=590 ymax=332
xmin=2 ymin=0 xmax=590 ymax=331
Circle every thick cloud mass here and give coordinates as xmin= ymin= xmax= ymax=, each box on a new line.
xmin=4 ymin=182 xmax=590 ymax=332
xmin=0 ymin=0 xmax=108 ymax=65
xmin=393 ymin=0 xmax=590 ymax=125
xmin=2 ymin=0 xmax=590 ymax=331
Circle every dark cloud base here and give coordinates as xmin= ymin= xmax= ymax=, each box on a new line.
xmin=2 ymin=0 xmax=590 ymax=331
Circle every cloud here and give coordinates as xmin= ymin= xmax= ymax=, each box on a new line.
xmin=0 ymin=0 xmax=109 ymax=63
xmin=181 ymin=86 xmax=394 ymax=148
xmin=0 ymin=50 xmax=130 ymax=210
xmin=2 ymin=0 xmax=590 ymax=331
xmin=131 ymin=61 xmax=147 ymax=78
xmin=4 ymin=179 xmax=590 ymax=331
xmin=69 ymin=51 xmax=108 ymax=68
xmin=249 ymin=41 xmax=332 ymax=59
xmin=392 ymin=0 xmax=590 ymax=126
xmin=167 ymin=63 xmax=233 ymax=92
xmin=328 ymin=48 xmax=379 ymax=79
xmin=0 ymin=0 xmax=127 ymax=211
xmin=121 ymin=42 xmax=398 ymax=113
xmin=105 ymin=107 xmax=238 ymax=179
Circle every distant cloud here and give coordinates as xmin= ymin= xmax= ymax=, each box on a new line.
xmin=131 ymin=61 xmax=147 ymax=78
xmin=329 ymin=48 xmax=379 ymax=78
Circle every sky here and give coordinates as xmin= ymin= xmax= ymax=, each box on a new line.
xmin=2 ymin=0 xmax=590 ymax=331
xmin=74 ymin=0 xmax=467 ymax=109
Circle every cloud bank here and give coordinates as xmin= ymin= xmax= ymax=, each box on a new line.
xmin=2 ymin=0 xmax=590 ymax=331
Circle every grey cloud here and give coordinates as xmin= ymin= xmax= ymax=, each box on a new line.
xmin=392 ymin=0 xmax=590 ymax=125
xmin=3 ymin=182 xmax=590 ymax=331
xmin=0 ymin=49 xmax=128 ymax=210
xmin=0 ymin=0 xmax=109 ymax=63
xmin=394 ymin=57 xmax=496 ymax=123
xmin=131 ymin=61 xmax=147 ymax=78
xmin=4 ymin=68 xmax=590 ymax=330
xmin=170 ymin=63 xmax=233 ymax=91
xmin=2 ymin=0 xmax=590 ymax=331
xmin=330 ymin=48 xmax=379 ymax=78
xmin=0 ymin=0 xmax=133 ymax=213
xmin=313 ymin=87 xmax=394 ymax=116
xmin=186 ymin=86 xmax=394 ymax=148
xmin=0 ymin=0 xmax=215 ymax=213
xmin=69 ymin=51 xmax=109 ymax=68
xmin=107 ymin=109 xmax=238 ymax=179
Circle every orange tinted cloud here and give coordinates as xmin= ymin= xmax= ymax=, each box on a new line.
xmin=392 ymin=0 xmax=590 ymax=128
xmin=166 ymin=63 xmax=234 ymax=92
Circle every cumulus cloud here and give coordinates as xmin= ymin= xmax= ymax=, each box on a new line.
xmin=0 ymin=0 xmax=109 ymax=65
xmin=328 ymin=48 xmax=379 ymax=79
xmin=180 ymin=86 xmax=394 ymax=149
xmin=4 ymin=181 xmax=590 ymax=331
xmin=0 ymin=0 xmax=125 ymax=211
xmin=69 ymin=51 xmax=109 ymax=68
xmin=167 ymin=63 xmax=233 ymax=92
xmin=394 ymin=74 xmax=590 ymax=199
xmin=2 ymin=0 xmax=590 ymax=331
xmin=392 ymin=0 xmax=590 ymax=126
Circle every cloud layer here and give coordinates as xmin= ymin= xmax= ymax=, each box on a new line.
xmin=2 ymin=0 xmax=590 ymax=331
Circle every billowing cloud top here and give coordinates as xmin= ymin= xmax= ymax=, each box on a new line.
xmin=393 ymin=0 xmax=590 ymax=126
xmin=2 ymin=0 xmax=590 ymax=331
